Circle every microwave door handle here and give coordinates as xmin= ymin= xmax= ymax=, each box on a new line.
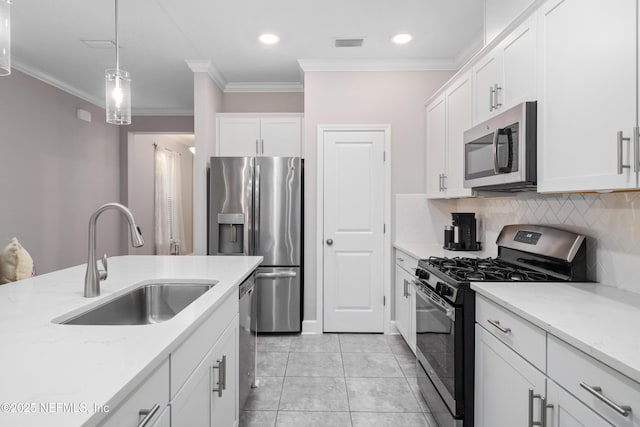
xmin=492 ymin=129 xmax=500 ymax=173
xmin=506 ymin=128 xmax=514 ymax=172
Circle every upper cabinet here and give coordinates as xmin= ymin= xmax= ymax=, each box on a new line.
xmin=537 ymin=0 xmax=637 ymax=192
xmin=426 ymin=72 xmax=473 ymax=199
xmin=217 ymin=115 xmax=302 ymax=157
xmin=473 ymin=16 xmax=537 ymax=124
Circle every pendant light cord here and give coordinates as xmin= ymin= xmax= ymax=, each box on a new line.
xmin=115 ymin=0 xmax=119 ymax=71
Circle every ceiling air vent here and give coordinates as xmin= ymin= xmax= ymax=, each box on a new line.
xmin=334 ymin=38 xmax=364 ymax=48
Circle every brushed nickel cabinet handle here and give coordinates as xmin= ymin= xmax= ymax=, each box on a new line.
xmin=493 ymin=84 xmax=502 ymax=109
xmin=137 ymin=404 xmax=160 ymax=427
xmin=617 ymin=131 xmax=631 ymax=174
xmin=487 ymin=319 xmax=511 ymax=334
xmin=528 ymin=389 xmax=544 ymax=427
xmin=212 ymin=355 xmax=226 ymax=397
xmin=580 ymin=382 xmax=632 ymax=417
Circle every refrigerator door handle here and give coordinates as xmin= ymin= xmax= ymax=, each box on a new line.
xmin=255 ymin=271 xmax=297 ymax=279
xmin=254 ymin=163 xmax=261 ymax=255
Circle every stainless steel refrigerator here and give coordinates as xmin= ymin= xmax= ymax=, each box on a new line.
xmin=208 ymin=156 xmax=302 ymax=333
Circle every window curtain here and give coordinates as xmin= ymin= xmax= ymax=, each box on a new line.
xmin=154 ymin=148 xmax=185 ymax=255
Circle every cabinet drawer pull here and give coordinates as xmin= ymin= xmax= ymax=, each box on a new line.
xmin=579 ymin=382 xmax=632 ymax=417
xmin=487 ymin=319 xmax=511 ymax=334
xmin=397 ymin=257 xmax=405 ymax=262
xmin=137 ymin=404 xmax=160 ymax=427
xmin=493 ymin=84 xmax=502 ymax=109
xmin=212 ymin=355 xmax=227 ymax=397
xmin=489 ymin=85 xmax=495 ymax=111
xmin=617 ymin=131 xmax=631 ymax=174
xmin=528 ymin=389 xmax=544 ymax=427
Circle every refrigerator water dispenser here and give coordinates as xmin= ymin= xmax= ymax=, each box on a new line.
xmin=218 ymin=213 xmax=245 ymax=254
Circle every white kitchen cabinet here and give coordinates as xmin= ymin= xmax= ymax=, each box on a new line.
xmin=547 ymin=335 xmax=639 ymax=426
xmin=425 ymin=72 xmax=473 ymax=199
xmin=537 ymin=0 xmax=637 ymax=192
xmin=100 ymin=359 xmax=170 ymax=427
xmin=546 ymin=380 xmax=614 ymax=427
xmin=426 ymin=94 xmax=447 ymax=198
xmin=445 ymin=71 xmax=474 ymax=198
xmin=217 ymin=116 xmax=302 ymax=157
xmin=394 ymin=249 xmax=417 ymax=353
xmin=473 ymin=16 xmax=536 ymax=124
xmin=172 ymin=314 xmax=239 ymax=427
xmin=475 ymin=325 xmax=547 ymax=427
xmin=151 ymin=406 xmax=171 ymax=427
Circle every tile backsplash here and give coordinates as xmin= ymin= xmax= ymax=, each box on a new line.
xmin=456 ymin=192 xmax=640 ymax=293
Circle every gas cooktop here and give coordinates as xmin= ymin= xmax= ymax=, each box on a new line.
xmin=421 ymin=256 xmax=553 ymax=282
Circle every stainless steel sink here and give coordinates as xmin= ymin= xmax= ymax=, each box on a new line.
xmin=61 ymin=282 xmax=216 ymax=325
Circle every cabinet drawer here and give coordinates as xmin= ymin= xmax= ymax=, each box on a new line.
xmin=548 ymin=335 xmax=639 ymax=426
xmin=395 ymin=249 xmax=418 ymax=275
xmin=171 ymin=291 xmax=238 ymax=398
xmin=100 ymin=358 xmax=169 ymax=427
xmin=475 ymin=295 xmax=545 ymax=371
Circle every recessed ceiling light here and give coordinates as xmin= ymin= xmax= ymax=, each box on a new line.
xmin=258 ymin=34 xmax=280 ymax=45
xmin=392 ymin=33 xmax=413 ymax=44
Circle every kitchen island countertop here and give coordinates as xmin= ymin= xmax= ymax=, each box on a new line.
xmin=0 ymin=255 xmax=262 ymax=426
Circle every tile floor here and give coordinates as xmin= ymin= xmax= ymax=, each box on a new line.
xmin=240 ymin=333 xmax=436 ymax=427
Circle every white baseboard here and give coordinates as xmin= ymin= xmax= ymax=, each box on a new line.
xmin=302 ymin=320 xmax=322 ymax=334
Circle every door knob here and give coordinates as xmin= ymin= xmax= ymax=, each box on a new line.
xmin=326 ymin=239 xmax=333 ymax=246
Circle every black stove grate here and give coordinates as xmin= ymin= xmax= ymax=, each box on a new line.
xmin=424 ymin=256 xmax=553 ymax=283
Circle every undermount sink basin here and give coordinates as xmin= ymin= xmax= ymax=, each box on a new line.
xmin=60 ymin=282 xmax=217 ymax=325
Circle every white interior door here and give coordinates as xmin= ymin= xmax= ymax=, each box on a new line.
xmin=322 ymin=130 xmax=385 ymax=332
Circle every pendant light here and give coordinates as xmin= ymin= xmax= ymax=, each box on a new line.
xmin=105 ymin=0 xmax=131 ymax=125
xmin=0 ymin=0 xmax=11 ymax=76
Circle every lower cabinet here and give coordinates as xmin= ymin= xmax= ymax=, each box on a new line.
xmin=394 ymin=249 xmax=417 ymax=353
xmin=475 ymin=295 xmax=639 ymax=427
xmin=172 ymin=314 xmax=239 ymax=427
xmin=546 ymin=380 xmax=613 ymax=427
xmin=475 ymin=325 xmax=546 ymax=427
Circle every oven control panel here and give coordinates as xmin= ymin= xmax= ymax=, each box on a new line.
xmin=513 ymin=230 xmax=542 ymax=245
xmin=415 ymin=267 xmax=458 ymax=304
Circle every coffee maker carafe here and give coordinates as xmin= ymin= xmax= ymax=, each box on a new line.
xmin=444 ymin=212 xmax=481 ymax=251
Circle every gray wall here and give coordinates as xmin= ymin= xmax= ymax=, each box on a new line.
xmin=0 ymin=70 xmax=121 ymax=274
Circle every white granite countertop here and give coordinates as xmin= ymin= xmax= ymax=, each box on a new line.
xmin=393 ymin=241 xmax=495 ymax=260
xmin=0 ymin=255 xmax=262 ymax=427
xmin=472 ymin=282 xmax=640 ymax=384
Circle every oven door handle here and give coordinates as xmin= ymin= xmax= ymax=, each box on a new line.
xmin=413 ymin=280 xmax=455 ymax=320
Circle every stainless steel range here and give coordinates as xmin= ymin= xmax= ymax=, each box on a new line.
xmin=414 ymin=224 xmax=587 ymax=427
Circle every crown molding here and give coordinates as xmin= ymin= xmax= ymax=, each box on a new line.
xmin=11 ymin=58 xmax=104 ymax=108
xmin=453 ymin=38 xmax=484 ymax=69
xmin=132 ymin=108 xmax=194 ymax=116
xmin=297 ymin=58 xmax=458 ymax=72
xmin=185 ymin=59 xmax=226 ymax=91
xmin=224 ymin=82 xmax=303 ymax=93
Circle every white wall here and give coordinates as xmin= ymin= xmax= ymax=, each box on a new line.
xmin=127 ymin=134 xmax=194 ymax=255
xmin=303 ymin=70 xmax=455 ymax=324
xmin=0 ymin=70 xmax=121 ymax=274
xmin=193 ymin=73 xmax=223 ymax=254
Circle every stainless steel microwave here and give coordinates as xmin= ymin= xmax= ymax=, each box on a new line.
xmin=463 ymin=101 xmax=537 ymax=193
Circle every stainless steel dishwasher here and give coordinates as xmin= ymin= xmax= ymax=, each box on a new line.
xmin=239 ymin=272 xmax=257 ymax=410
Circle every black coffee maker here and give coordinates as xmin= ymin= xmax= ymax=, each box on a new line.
xmin=444 ymin=213 xmax=481 ymax=251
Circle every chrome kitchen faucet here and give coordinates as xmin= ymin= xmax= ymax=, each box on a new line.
xmin=84 ymin=203 xmax=144 ymax=297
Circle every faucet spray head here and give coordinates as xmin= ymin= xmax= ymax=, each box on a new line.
xmin=131 ymin=224 xmax=144 ymax=247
